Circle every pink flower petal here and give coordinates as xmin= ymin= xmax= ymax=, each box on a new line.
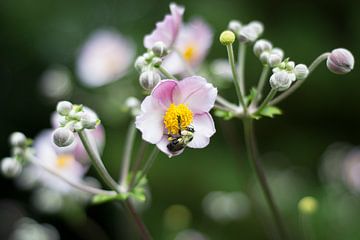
xmin=143 ymin=3 xmax=184 ymax=49
xmin=135 ymin=96 xmax=165 ymax=144
xmin=151 ymin=80 xmax=178 ymax=108
xmin=156 ymin=135 xmax=184 ymax=158
xmin=187 ymin=112 xmax=216 ymax=149
xmin=173 ymin=76 xmax=217 ymax=113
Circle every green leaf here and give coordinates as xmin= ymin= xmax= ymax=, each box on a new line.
xmin=214 ymin=109 xmax=234 ymax=120
xmin=91 ymin=193 xmax=129 ymax=205
xmin=129 ymin=191 xmax=146 ymax=202
xmin=245 ymin=88 xmax=258 ymax=105
xmin=257 ymin=106 xmax=282 ymax=118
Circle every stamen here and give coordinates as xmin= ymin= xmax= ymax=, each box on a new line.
xmin=164 ymin=104 xmax=193 ymax=134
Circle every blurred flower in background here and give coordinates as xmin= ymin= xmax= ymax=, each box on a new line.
xmin=10 ymin=217 xmax=59 ymax=240
xmin=76 ymin=29 xmax=135 ymax=87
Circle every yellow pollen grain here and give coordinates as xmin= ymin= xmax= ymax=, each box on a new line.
xmin=56 ymin=154 xmax=73 ymax=169
xmin=183 ymin=45 xmax=196 ymax=62
xmin=164 ymin=104 xmax=193 ymax=135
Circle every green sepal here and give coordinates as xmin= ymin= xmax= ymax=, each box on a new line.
xmin=245 ymin=88 xmax=258 ymax=105
xmin=252 ymin=106 xmax=282 ymax=119
xmin=214 ymin=109 xmax=234 ymax=120
xmin=91 ymin=193 xmax=129 ymax=205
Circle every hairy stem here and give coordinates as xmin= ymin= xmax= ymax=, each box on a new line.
xmin=158 ymin=66 xmax=177 ymax=80
xmin=254 ymin=89 xmax=277 ymax=115
xmin=119 ymin=121 xmax=137 ymax=190
xmin=238 ymin=43 xmax=247 ymax=95
xmin=132 ymin=147 xmax=159 ymax=190
xmin=243 ymin=119 xmax=287 ymax=240
xmin=252 ymin=66 xmax=270 ymax=106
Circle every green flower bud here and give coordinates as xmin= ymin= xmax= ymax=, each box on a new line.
xmin=219 ymin=31 xmax=235 ymax=45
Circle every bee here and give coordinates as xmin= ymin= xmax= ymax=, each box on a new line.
xmin=167 ymin=124 xmax=195 ymax=153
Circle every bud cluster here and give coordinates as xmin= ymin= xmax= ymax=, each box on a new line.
xmin=269 ymin=59 xmax=309 ymax=91
xmin=253 ymin=39 xmax=285 ymax=67
xmin=1 ymin=132 xmax=31 ymax=178
xmin=135 ymin=41 xmax=169 ymax=91
xmin=228 ymin=20 xmax=264 ymax=43
xmin=53 ymin=101 xmax=100 ymax=147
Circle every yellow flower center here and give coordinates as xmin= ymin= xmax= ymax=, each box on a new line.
xmin=183 ymin=44 xmax=197 ymax=62
xmin=163 ymin=104 xmax=193 ymax=135
xmin=56 ymin=154 xmax=73 ymax=169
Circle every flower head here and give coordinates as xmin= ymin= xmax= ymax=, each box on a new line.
xmin=144 ymin=3 xmax=185 ymax=49
xmin=136 ymin=76 xmax=217 ymax=157
xmin=77 ymin=29 xmax=135 ymax=87
xmin=327 ymin=48 xmax=354 ymax=74
xmin=163 ymin=18 xmax=213 ymax=75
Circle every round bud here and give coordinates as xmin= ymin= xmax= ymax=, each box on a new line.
xmin=219 ymin=31 xmax=236 ymax=45
xmin=253 ymin=39 xmax=272 ymax=57
xmin=239 ymin=25 xmax=258 ymax=42
xmin=80 ymin=113 xmax=98 ymax=129
xmin=294 ymin=64 xmax=309 ymax=80
xmin=271 ymin=48 xmax=284 ymax=60
xmin=139 ymin=70 xmax=161 ymax=91
xmin=125 ymin=97 xmax=140 ymax=109
xmin=298 ymin=196 xmax=318 ymax=215
xmin=268 ymin=54 xmax=282 ymax=67
xmin=260 ymin=51 xmax=270 ymax=65
xmin=248 ymin=21 xmax=264 ymax=35
xmin=134 ymin=56 xmax=147 ymax=72
xmin=152 ymin=41 xmax=167 ymax=57
xmin=52 ymin=127 xmax=75 ymax=147
xmin=56 ymin=101 xmax=73 ymax=116
xmin=9 ymin=132 xmax=26 ymax=147
xmin=152 ymin=57 xmax=163 ymax=68
xmin=228 ymin=20 xmax=242 ymax=34
xmin=269 ymin=71 xmax=292 ymax=91
xmin=1 ymin=157 xmax=22 ymax=178
xmin=143 ymin=52 xmax=154 ymax=61
xmin=327 ymin=48 xmax=354 ymax=74
xmin=286 ymin=61 xmax=295 ymax=70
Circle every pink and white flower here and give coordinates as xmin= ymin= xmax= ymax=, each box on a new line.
xmin=135 ymin=76 xmax=217 ymax=157
xmin=144 ymin=3 xmax=184 ymax=49
xmin=77 ymin=29 xmax=135 ymax=87
xmin=163 ymin=18 xmax=213 ymax=75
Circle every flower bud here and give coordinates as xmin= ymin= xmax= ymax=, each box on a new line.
xmin=285 ymin=61 xmax=295 ymax=70
xmin=152 ymin=41 xmax=167 ymax=57
xmin=80 ymin=113 xmax=98 ymax=129
xmin=52 ymin=127 xmax=75 ymax=147
xmin=139 ymin=70 xmax=161 ymax=91
xmin=271 ymin=48 xmax=284 ymax=60
xmin=238 ymin=25 xmax=258 ymax=42
xmin=270 ymin=71 xmax=292 ymax=91
xmin=260 ymin=51 xmax=270 ymax=65
xmin=1 ymin=157 xmax=22 ymax=178
xmin=253 ymin=39 xmax=272 ymax=57
xmin=294 ymin=64 xmax=309 ymax=80
xmin=9 ymin=132 xmax=26 ymax=147
xmin=134 ymin=56 xmax=147 ymax=72
xmin=327 ymin=48 xmax=354 ymax=74
xmin=56 ymin=101 xmax=73 ymax=116
xmin=125 ymin=96 xmax=140 ymax=109
xmin=298 ymin=196 xmax=318 ymax=215
xmin=219 ymin=30 xmax=235 ymax=45
xmin=152 ymin=57 xmax=162 ymax=68
xmin=268 ymin=54 xmax=282 ymax=67
xmin=248 ymin=21 xmax=264 ymax=35
xmin=143 ymin=52 xmax=154 ymax=61
xmin=228 ymin=20 xmax=242 ymax=34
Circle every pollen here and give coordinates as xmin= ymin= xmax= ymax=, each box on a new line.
xmin=164 ymin=104 xmax=193 ymax=135
xmin=56 ymin=154 xmax=73 ymax=169
xmin=183 ymin=45 xmax=196 ymax=62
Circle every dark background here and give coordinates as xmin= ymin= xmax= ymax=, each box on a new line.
xmin=0 ymin=0 xmax=359 ymax=239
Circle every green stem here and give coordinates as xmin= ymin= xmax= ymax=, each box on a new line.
xmin=132 ymin=147 xmax=159 ymax=190
xmin=216 ymin=95 xmax=240 ymax=112
xmin=78 ymin=131 xmax=120 ymax=192
xmin=269 ymin=53 xmax=330 ymax=105
xmin=255 ymin=89 xmax=277 ymax=115
xmin=242 ymin=119 xmax=287 ymax=240
xmin=129 ymin=141 xmax=148 ymax=188
xmin=119 ymin=121 xmax=137 ymax=190
xmin=226 ymin=44 xmax=247 ymax=114
xmin=238 ymin=43 xmax=247 ymax=95
xmin=158 ymin=66 xmax=177 ymax=80
xmin=252 ymin=66 xmax=270 ymax=106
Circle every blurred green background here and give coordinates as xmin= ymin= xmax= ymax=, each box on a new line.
xmin=0 ymin=0 xmax=359 ymax=239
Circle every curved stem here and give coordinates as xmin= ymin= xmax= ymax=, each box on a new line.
xmin=124 ymin=200 xmax=152 ymax=240
xmin=238 ymin=43 xmax=247 ymax=95
xmin=25 ymin=152 xmax=116 ymax=196
xmin=119 ymin=121 xmax=137 ymax=190
xmin=158 ymin=66 xmax=177 ymax=80
xmin=216 ymin=95 xmax=241 ymax=112
xmin=269 ymin=53 xmax=330 ymax=105
xmin=252 ymin=66 xmax=270 ymax=106
xmin=226 ymin=44 xmax=247 ymax=114
xmin=254 ymin=89 xmax=277 ymax=115
xmin=243 ymin=119 xmax=288 ymax=240
xmin=78 ymin=131 xmax=121 ymax=192
xmin=132 ymin=147 xmax=159 ymax=190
